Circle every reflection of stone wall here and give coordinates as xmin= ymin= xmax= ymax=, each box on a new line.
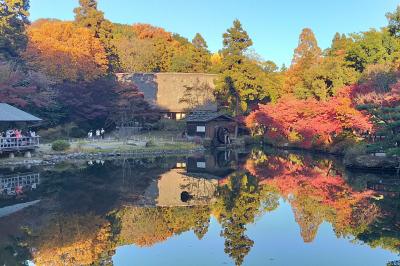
xmin=154 ymin=169 xmax=218 ymax=207
xmin=117 ymin=205 xmax=211 ymax=247
xmin=116 ymin=73 xmax=217 ymax=112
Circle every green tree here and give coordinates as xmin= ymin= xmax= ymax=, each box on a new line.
xmin=0 ymin=0 xmax=30 ymax=59
xmin=327 ymin=32 xmax=350 ymax=57
xmin=221 ymin=19 xmax=253 ymax=67
xmin=261 ymin=60 xmax=278 ymax=73
xmin=113 ymin=36 xmax=160 ymax=72
xmin=345 ymin=29 xmax=400 ymax=72
xmin=294 ymin=56 xmax=359 ymax=100
xmin=74 ymin=0 xmax=119 ymax=71
xmin=215 ymin=173 xmax=279 ymax=265
xmin=191 ymin=33 xmax=211 ymax=72
xmin=216 ymin=19 xmax=270 ymax=113
xmin=192 ymin=33 xmax=208 ymax=51
xmin=386 ymin=6 xmax=400 ymax=38
xmin=170 ymin=34 xmax=210 ymax=73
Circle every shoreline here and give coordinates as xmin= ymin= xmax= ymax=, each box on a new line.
xmin=252 ymin=141 xmax=400 ymax=172
xmin=0 ymin=146 xmax=206 ymax=167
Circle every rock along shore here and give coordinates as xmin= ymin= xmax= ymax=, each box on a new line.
xmin=0 ymin=147 xmax=206 ymax=167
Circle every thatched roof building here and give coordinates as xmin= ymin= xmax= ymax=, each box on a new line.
xmin=116 ymin=73 xmax=218 ymax=119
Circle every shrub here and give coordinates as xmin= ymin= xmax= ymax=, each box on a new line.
xmin=344 ymin=144 xmax=367 ymax=163
xmin=38 ymin=123 xmax=84 ymax=142
xmin=52 ymin=140 xmax=71 ymax=151
xmin=154 ymin=119 xmax=185 ymax=131
xmin=145 ymin=140 xmax=156 ymax=147
xmin=387 ymin=147 xmax=400 ymax=156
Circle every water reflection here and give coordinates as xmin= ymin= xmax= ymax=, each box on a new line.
xmin=0 ymin=149 xmax=398 ymax=265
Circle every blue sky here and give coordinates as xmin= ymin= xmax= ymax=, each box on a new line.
xmin=29 ymin=0 xmax=398 ymax=66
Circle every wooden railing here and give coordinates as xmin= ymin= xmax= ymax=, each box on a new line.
xmin=0 ymin=136 xmax=40 ymax=152
xmin=0 ymin=173 xmax=40 ymax=196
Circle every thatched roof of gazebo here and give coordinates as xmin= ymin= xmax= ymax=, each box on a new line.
xmin=0 ymin=103 xmax=42 ymax=122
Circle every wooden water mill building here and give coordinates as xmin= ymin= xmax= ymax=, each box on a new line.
xmin=185 ymin=112 xmax=237 ymax=145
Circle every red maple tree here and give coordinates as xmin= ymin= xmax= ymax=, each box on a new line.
xmin=245 ymin=86 xmax=373 ymax=148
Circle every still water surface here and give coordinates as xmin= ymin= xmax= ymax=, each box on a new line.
xmin=0 ymin=148 xmax=399 ymax=266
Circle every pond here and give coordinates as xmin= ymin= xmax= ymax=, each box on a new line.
xmin=0 ymin=148 xmax=399 ymax=266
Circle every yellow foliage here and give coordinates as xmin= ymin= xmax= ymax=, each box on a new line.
xmin=31 ymin=214 xmax=114 ymax=266
xmin=210 ymin=52 xmax=222 ymax=66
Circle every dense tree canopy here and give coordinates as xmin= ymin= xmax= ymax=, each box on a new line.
xmin=74 ymin=0 xmax=118 ymax=71
xmin=386 ymin=6 xmax=400 ymax=38
xmin=245 ymin=86 xmax=373 ymax=149
xmin=284 ymin=28 xmax=322 ymax=95
xmin=192 ymin=33 xmax=208 ymax=50
xmin=0 ymin=0 xmax=30 ymax=59
xmin=345 ymin=29 xmax=400 ymax=72
xmin=0 ymin=0 xmax=399 ymax=156
xmin=112 ymin=23 xmax=211 ymax=73
xmin=24 ymin=20 xmax=108 ymax=82
xmin=216 ymin=19 xmax=277 ymax=113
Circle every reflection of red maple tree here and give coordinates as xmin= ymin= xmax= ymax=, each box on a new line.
xmin=244 ymin=152 xmax=379 ymax=242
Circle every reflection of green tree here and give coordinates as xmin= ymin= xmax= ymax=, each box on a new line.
xmin=356 ymin=194 xmax=400 ymax=254
xmin=215 ymin=173 xmax=279 ymax=265
xmin=387 ymin=260 xmax=400 ymax=266
xmin=0 ymin=236 xmax=32 ymax=266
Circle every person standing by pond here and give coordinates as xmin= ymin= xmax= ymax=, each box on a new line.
xmin=96 ymin=129 xmax=100 ymax=140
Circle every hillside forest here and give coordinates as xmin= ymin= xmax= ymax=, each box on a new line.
xmin=0 ymin=0 xmax=399 ymax=154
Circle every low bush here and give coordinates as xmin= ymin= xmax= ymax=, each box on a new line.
xmin=145 ymin=140 xmax=156 ymax=147
xmin=39 ymin=123 xmax=85 ymax=142
xmin=52 ymin=140 xmax=71 ymax=151
xmin=343 ymin=143 xmax=367 ymax=163
xmin=387 ymin=147 xmax=400 ymax=156
xmin=154 ymin=119 xmax=185 ymax=132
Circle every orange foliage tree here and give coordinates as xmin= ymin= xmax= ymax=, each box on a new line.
xmin=283 ymin=28 xmax=322 ymax=94
xmin=23 ymin=20 xmax=108 ymax=82
xmin=132 ymin=23 xmax=175 ymax=41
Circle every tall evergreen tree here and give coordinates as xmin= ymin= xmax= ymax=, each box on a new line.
xmin=0 ymin=0 xmax=30 ymax=59
xmin=291 ymin=28 xmax=321 ymax=67
xmin=73 ymin=0 xmax=118 ymax=72
xmin=283 ymin=28 xmax=321 ymax=94
xmin=221 ymin=19 xmax=253 ymax=67
xmin=216 ymin=20 xmax=268 ymax=113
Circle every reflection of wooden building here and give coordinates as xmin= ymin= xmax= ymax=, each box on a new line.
xmin=186 ymin=151 xmax=236 ymax=178
xmin=185 ymin=112 xmax=237 ymax=143
xmin=116 ymin=73 xmax=217 ymax=120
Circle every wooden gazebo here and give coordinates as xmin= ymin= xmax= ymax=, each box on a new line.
xmin=0 ymin=103 xmax=42 ymax=154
